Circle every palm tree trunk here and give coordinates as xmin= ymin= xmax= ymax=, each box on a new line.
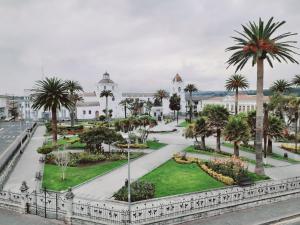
xmin=51 ymin=107 xmax=58 ymax=143
xmin=235 ymin=88 xmax=238 ymax=115
xmin=124 ymin=104 xmax=127 ymax=118
xmin=263 ymin=107 xmax=268 ymax=158
xmin=70 ymin=108 xmax=75 ymax=127
xmin=295 ymin=112 xmax=298 ymax=151
xmin=173 ymin=110 xmax=176 ymax=120
xmin=105 ymin=96 xmax=108 ymax=120
xmin=267 ymin=137 xmax=272 ymax=154
xmin=189 ymin=93 xmax=192 ymax=122
xmin=233 ymin=141 xmax=239 ymax=157
xmin=176 ymin=111 xmax=179 ymax=125
xmin=255 ymin=59 xmax=265 ymax=175
xmin=216 ymin=128 xmax=221 ymax=152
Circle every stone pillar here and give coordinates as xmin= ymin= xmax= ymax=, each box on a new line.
xmin=65 ymin=187 xmax=74 ymax=225
xmin=19 ymin=181 xmax=29 ymax=214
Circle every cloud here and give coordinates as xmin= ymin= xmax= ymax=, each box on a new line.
xmin=0 ymin=0 xmax=299 ymax=95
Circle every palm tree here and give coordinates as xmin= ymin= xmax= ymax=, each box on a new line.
xmin=203 ymin=104 xmax=229 ymax=152
xmin=184 ymin=84 xmax=198 ymax=122
xmin=270 ymin=79 xmax=292 ymax=94
xmin=226 ymin=17 xmax=299 ymax=175
xmin=224 ymin=115 xmax=251 ymax=157
xmin=225 ymin=74 xmax=249 ymax=115
xmin=154 ymin=89 xmax=169 ymax=106
xmin=100 ymin=90 xmax=114 ymax=121
xmin=31 ymin=77 xmax=73 ymax=143
xmin=266 ymin=115 xmax=284 ymax=154
xmin=292 ymin=75 xmax=300 ymax=86
xmin=65 ymin=80 xmax=83 ymax=127
xmin=119 ymin=98 xmax=133 ymax=118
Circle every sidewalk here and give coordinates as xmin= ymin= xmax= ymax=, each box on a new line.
xmin=180 ymin=197 xmax=300 ymax=225
xmin=4 ymin=126 xmax=45 ymax=192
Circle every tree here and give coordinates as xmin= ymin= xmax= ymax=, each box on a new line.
xmin=31 ymin=77 xmax=73 ymax=143
xmin=8 ymin=96 xmax=19 ymax=120
xmin=202 ymin=104 xmax=229 ymax=152
xmin=265 ymin=115 xmax=284 ymax=154
xmin=100 ymin=90 xmax=114 ymax=121
xmin=292 ymin=75 xmax=300 ymax=87
xmin=119 ymin=98 xmax=134 ymax=118
xmin=169 ymin=94 xmax=181 ymax=124
xmin=128 ymin=98 xmax=145 ymax=116
xmin=54 ymin=148 xmax=70 ymax=181
xmin=287 ymin=96 xmax=300 ymax=150
xmin=226 ymin=17 xmax=299 ymax=175
xmin=224 ymin=115 xmax=251 ymax=157
xmin=184 ymin=84 xmax=198 ymax=122
xmin=144 ymin=99 xmax=153 ymax=116
xmin=225 ymin=74 xmax=249 ymax=115
xmin=270 ymin=79 xmax=292 ymax=94
xmin=184 ymin=116 xmax=211 ymax=149
xmin=154 ymin=89 xmax=169 ymax=107
xmin=65 ymin=80 xmax=83 ymax=127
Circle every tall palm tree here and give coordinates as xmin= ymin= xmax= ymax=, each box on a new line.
xmin=270 ymin=79 xmax=292 ymax=94
xmin=225 ymin=74 xmax=249 ymax=115
xmin=65 ymin=80 xmax=83 ymax=127
xmin=119 ymin=98 xmax=133 ymax=118
xmin=31 ymin=77 xmax=73 ymax=143
xmin=100 ymin=90 xmax=114 ymax=120
xmin=154 ymin=89 xmax=169 ymax=106
xmin=184 ymin=84 xmax=198 ymax=122
xmin=226 ymin=17 xmax=299 ymax=175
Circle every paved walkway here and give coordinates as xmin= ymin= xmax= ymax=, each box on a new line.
xmin=4 ymin=126 xmax=45 ymax=192
xmin=180 ymin=197 xmax=300 ymax=225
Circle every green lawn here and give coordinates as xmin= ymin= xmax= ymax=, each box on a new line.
xmin=46 ymin=136 xmax=86 ymax=149
xmin=43 ymin=152 xmax=144 ymax=191
xmin=139 ymin=160 xmax=224 ymax=198
xmin=178 ymin=121 xmax=191 ymax=127
xmin=222 ymin=142 xmax=300 ymax=164
xmin=146 ymin=140 xmax=167 ymax=150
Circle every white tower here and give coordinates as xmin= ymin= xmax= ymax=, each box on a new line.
xmin=170 ymin=73 xmax=186 ymax=113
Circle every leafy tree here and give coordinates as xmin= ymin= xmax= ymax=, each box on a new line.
xmin=100 ymin=90 xmax=114 ymax=120
xmin=128 ymin=98 xmax=145 ymax=116
xmin=184 ymin=84 xmax=198 ymax=122
xmin=144 ymin=99 xmax=153 ymax=116
xmin=8 ymin=97 xmax=19 ymax=120
xmin=270 ymin=79 xmax=292 ymax=94
xmin=202 ymin=104 xmax=229 ymax=152
xmin=224 ymin=115 xmax=251 ymax=157
xmin=287 ymin=96 xmax=300 ymax=150
xmin=265 ymin=115 xmax=284 ymax=154
xmin=169 ymin=94 xmax=181 ymax=124
xmin=225 ymin=74 xmax=249 ymax=115
xmin=31 ymin=77 xmax=73 ymax=142
xmin=154 ymin=89 xmax=169 ymax=107
xmin=65 ymin=80 xmax=83 ymax=127
xmin=226 ymin=17 xmax=299 ymax=175
xmin=292 ymin=75 xmax=300 ymax=87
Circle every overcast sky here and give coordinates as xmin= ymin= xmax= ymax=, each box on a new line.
xmin=0 ymin=0 xmax=299 ymax=95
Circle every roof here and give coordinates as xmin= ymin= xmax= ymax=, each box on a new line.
xmin=98 ymin=72 xmax=115 ymax=84
xmin=207 ymin=94 xmax=269 ymax=102
xmin=173 ymin=73 xmax=183 ymax=82
xmin=122 ymin=92 xmax=156 ymax=98
xmin=77 ymin=101 xmax=100 ymax=107
xmin=81 ymin=92 xmax=96 ymax=97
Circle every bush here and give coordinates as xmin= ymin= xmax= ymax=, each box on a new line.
xmin=37 ymin=145 xmax=58 ymax=155
xmin=116 ymin=143 xmax=148 ymax=149
xmin=281 ymin=143 xmax=300 ymax=153
xmin=201 ymin=164 xmax=234 ymax=185
xmin=113 ymin=181 xmax=155 ymax=202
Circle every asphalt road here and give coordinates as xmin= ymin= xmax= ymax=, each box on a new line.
xmin=0 ymin=121 xmax=30 ymax=156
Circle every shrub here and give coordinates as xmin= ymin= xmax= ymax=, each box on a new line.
xmin=281 ymin=143 xmax=300 ymax=153
xmin=116 ymin=143 xmax=148 ymax=149
xmin=37 ymin=145 xmax=58 ymax=155
xmin=113 ymin=181 xmax=155 ymax=202
xmin=173 ymin=153 xmax=200 ymax=164
xmin=201 ymin=164 xmax=234 ymax=185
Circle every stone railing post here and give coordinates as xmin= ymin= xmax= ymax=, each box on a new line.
xmin=19 ymin=181 xmax=29 ymax=214
xmin=65 ymin=187 xmax=74 ymax=225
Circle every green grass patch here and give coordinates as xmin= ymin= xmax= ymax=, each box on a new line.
xmin=178 ymin=121 xmax=191 ymax=127
xmin=139 ymin=159 xmax=224 ymax=198
xmin=247 ymin=172 xmax=270 ymax=182
xmin=43 ymin=152 xmax=144 ymax=191
xmin=146 ymin=140 xmax=167 ymax=150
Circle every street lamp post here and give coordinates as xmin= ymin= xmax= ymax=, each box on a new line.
xmin=127 ymin=136 xmax=131 ymax=224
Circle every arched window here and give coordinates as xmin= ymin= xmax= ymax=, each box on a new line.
xmin=83 ymin=110 xmax=86 ymax=115
xmin=89 ymin=110 xmax=92 ymax=115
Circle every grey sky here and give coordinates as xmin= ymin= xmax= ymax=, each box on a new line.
xmin=0 ymin=0 xmax=299 ymax=95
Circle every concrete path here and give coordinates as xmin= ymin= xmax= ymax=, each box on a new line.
xmin=265 ymin=164 xmax=300 ymax=180
xmin=73 ymin=143 xmax=188 ymax=200
xmin=180 ymin=197 xmax=300 ymax=225
xmin=273 ymin=142 xmax=300 ymax=161
xmin=4 ymin=126 xmax=45 ymax=192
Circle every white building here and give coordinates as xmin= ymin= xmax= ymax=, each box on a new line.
xmin=198 ymin=94 xmax=269 ymax=114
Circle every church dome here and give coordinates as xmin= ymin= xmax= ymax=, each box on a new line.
xmin=173 ymin=73 xmax=183 ymax=82
xmin=98 ymin=72 xmax=114 ymax=84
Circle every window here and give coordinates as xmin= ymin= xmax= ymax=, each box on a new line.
xmin=104 ymin=86 xmax=106 ymax=90
xmin=178 ymin=87 xmax=181 ymax=92
xmin=247 ymin=105 xmax=250 ymax=111
xmin=89 ymin=110 xmax=92 ymax=115
xmin=83 ymin=110 xmax=86 ymax=115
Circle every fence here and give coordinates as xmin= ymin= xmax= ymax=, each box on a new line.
xmin=0 ymin=122 xmax=37 ymax=189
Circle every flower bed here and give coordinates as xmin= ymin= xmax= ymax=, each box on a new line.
xmin=116 ymin=143 xmax=148 ymax=149
xmin=281 ymin=143 xmax=300 ymax=154
xmin=200 ymin=164 xmax=234 ymax=185
xmin=173 ymin=153 xmax=200 ymax=164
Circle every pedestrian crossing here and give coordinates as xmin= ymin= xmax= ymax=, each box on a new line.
xmin=0 ymin=135 xmax=16 ymax=139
